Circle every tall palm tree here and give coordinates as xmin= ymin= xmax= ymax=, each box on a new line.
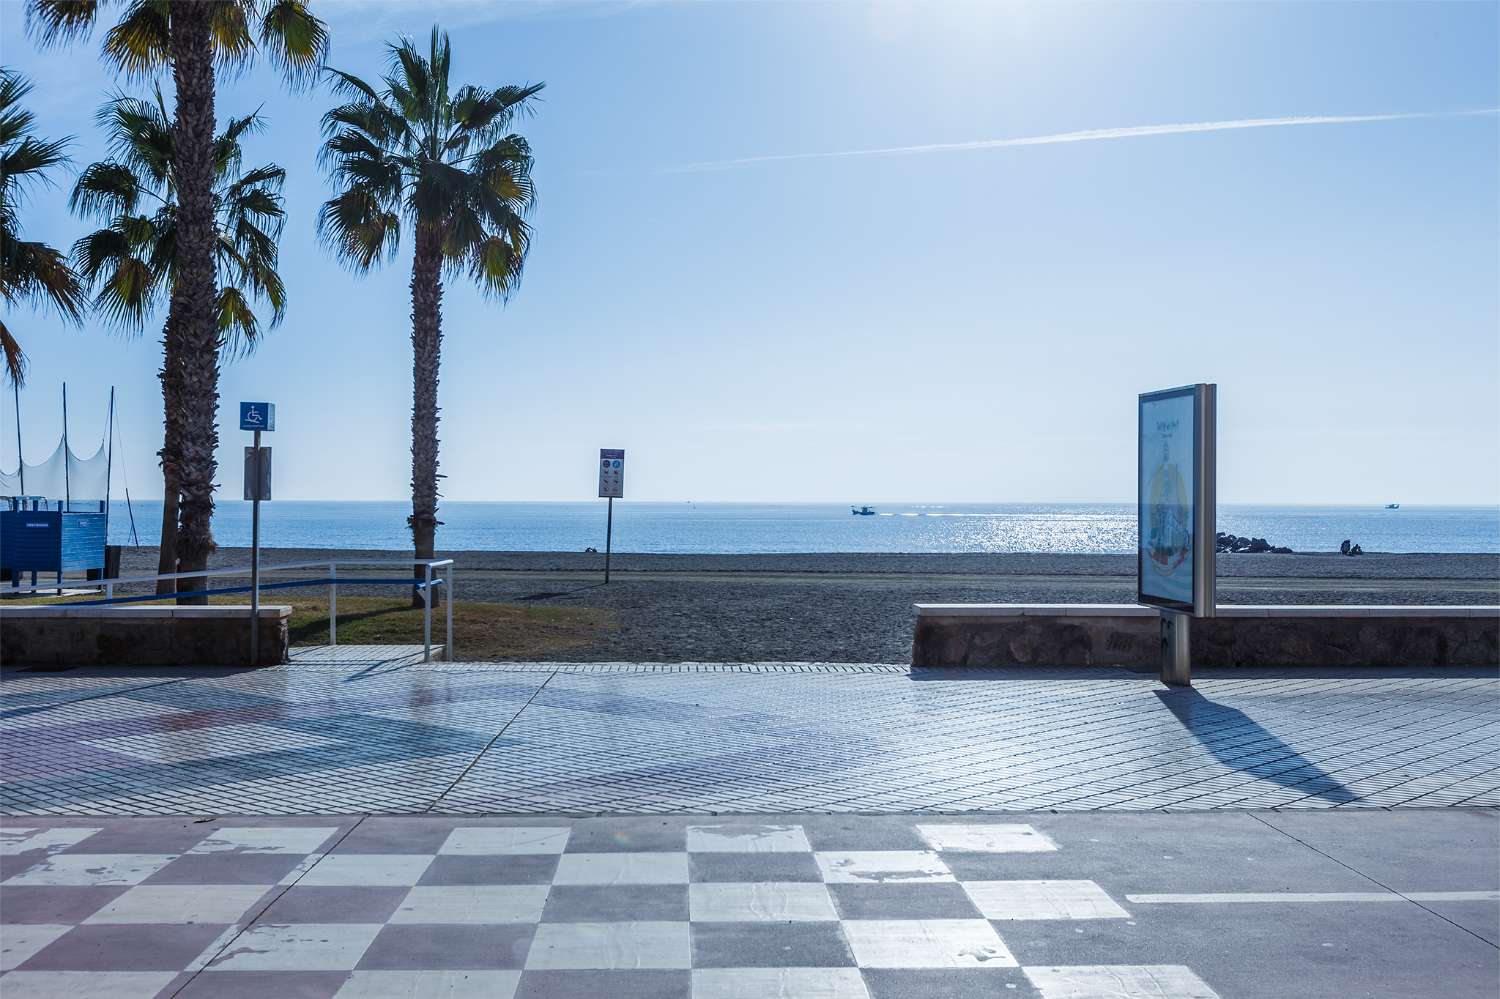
xmin=318 ymin=26 xmax=541 ymax=602
xmin=27 ymin=0 xmax=325 ymax=598
xmin=71 ymin=89 xmax=287 ymax=592
xmin=0 ymin=68 xmax=85 ymax=386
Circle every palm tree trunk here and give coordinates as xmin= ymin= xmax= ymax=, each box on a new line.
xmin=408 ymin=224 xmax=444 ymax=608
xmin=154 ymin=471 xmax=180 ymax=594
xmin=155 ymin=318 xmax=181 ymax=595
xmin=167 ymin=4 xmax=221 ymax=605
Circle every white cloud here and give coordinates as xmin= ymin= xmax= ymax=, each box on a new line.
xmin=666 ymin=109 xmax=1500 ymax=173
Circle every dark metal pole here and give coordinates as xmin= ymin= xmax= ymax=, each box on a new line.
xmin=605 ymin=496 xmax=613 ymax=584
xmin=61 ymin=382 xmax=70 ymax=510
xmin=104 ymin=387 xmax=115 ymax=531
xmin=12 ymin=381 xmax=22 ymax=496
xmin=250 ymin=429 xmax=262 ymax=664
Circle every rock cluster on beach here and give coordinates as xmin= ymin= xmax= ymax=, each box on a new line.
xmin=1216 ymin=532 xmax=1293 ymax=554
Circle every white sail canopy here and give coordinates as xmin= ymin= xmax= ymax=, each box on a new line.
xmin=0 ymin=436 xmax=110 ymax=506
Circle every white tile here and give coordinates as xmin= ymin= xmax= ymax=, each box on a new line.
xmin=0 ymin=923 xmax=71 ymax=970
xmin=298 ymin=854 xmax=434 ymax=886
xmin=3 ymin=854 xmax=177 ymax=886
xmin=390 ymin=886 xmax=549 ymax=924
xmin=552 ymin=852 xmax=689 ymax=886
xmin=189 ymin=826 xmax=339 ymax=855
xmin=813 ymin=851 xmax=954 ymax=884
xmin=336 ymin=970 xmax=522 ymax=998
xmin=439 ymin=827 xmax=571 ymax=856
xmin=686 ymin=823 xmax=812 ymax=853
xmin=207 ymin=922 xmax=383 ymax=971
xmin=0 ymin=827 xmax=101 ymax=855
xmin=0 ymin=972 xmax=178 ymax=999
xmin=525 ymin=921 xmax=691 ymax=969
xmin=841 ymin=919 xmax=1018 ymax=969
xmin=1024 ymin=965 xmax=1221 ymax=998
xmin=917 ymin=824 xmax=1058 ymax=853
xmin=85 ymin=723 xmax=338 ymax=764
xmin=692 ymin=967 xmax=870 ymax=998
xmin=963 ymin=881 xmax=1130 ymax=921
xmin=689 ymin=882 xmax=837 ymax=922
xmin=84 ymin=885 xmax=271 ymax=925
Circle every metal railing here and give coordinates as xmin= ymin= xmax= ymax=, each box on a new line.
xmin=4 ymin=558 xmax=456 ymax=663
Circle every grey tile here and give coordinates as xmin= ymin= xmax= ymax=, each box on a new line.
xmin=863 ymin=968 xmax=1040 ymax=998
xmin=258 ymin=887 xmax=409 ymax=924
xmin=514 ymin=970 xmax=690 ymax=999
xmin=355 ymin=923 xmax=536 ymax=970
xmin=18 ymin=923 xmax=227 ymax=971
xmin=419 ymin=855 xmax=559 ymax=886
xmin=145 ymin=853 xmax=306 ymax=885
xmin=690 ymin=852 xmax=824 ymax=884
xmin=689 ymin=921 xmax=854 ymax=968
xmin=174 ymin=970 xmax=348 ymax=999
xmin=563 ymin=822 xmax=685 ymax=854
xmin=541 ymin=885 xmax=689 ymax=923
xmin=0 ymin=886 xmax=128 ymax=924
xmin=830 ymin=883 xmax=984 ymax=920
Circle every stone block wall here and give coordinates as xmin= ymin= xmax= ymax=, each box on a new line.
xmin=1 ymin=607 xmax=291 ymax=667
xmin=913 ymin=606 xmax=1499 ymax=669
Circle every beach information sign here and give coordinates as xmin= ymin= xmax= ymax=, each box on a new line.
xmin=598 ymin=449 xmax=625 ymax=499
xmin=1137 ymin=384 xmax=1216 ymax=617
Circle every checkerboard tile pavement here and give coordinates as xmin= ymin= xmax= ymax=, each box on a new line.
xmin=0 ymin=816 xmax=1225 ymax=998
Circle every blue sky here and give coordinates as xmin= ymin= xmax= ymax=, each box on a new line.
xmin=3 ymin=0 xmax=1497 ymax=504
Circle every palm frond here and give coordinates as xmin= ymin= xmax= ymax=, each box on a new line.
xmin=70 ymin=160 xmax=144 ymax=218
xmin=0 ymin=319 xmax=25 ymax=387
xmin=2 ymin=233 xmax=87 ymax=320
xmin=215 ymin=284 xmax=260 ymax=355
xmin=257 ymin=0 xmax=329 ymax=91
xmin=208 ymin=0 xmax=256 ymax=75
xmin=101 ymin=0 xmax=171 ymax=78
xmin=317 ymin=186 xmax=401 ymax=270
xmin=24 ymin=0 xmax=100 ymax=48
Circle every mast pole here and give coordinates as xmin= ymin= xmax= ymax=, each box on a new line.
xmin=12 ymin=381 xmax=22 ymax=497
xmin=62 ymin=382 xmax=71 ymax=510
xmin=105 ymin=387 xmax=116 ymax=520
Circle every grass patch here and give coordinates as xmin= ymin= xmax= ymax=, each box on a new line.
xmin=6 ymin=591 xmax=615 ymax=660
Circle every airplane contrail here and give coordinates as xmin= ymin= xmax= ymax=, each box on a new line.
xmin=666 ymin=109 xmax=1498 ymax=173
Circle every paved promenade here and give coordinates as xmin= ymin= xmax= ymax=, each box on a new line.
xmin=3 ymin=653 xmax=1497 ymax=996
xmin=2 ymin=652 xmax=1496 ymax=816
xmin=2 ymin=810 xmax=1495 ymax=998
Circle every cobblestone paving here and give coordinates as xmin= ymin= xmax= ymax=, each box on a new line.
xmin=6 ymin=812 xmax=1496 ymax=998
xmin=3 ymin=651 xmax=1495 ymax=817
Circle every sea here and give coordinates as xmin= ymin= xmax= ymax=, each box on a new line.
xmin=102 ymin=501 xmax=1500 ymax=555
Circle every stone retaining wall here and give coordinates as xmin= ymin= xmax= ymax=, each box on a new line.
xmin=912 ymin=604 xmax=1499 ymax=668
xmin=1 ymin=606 xmax=292 ymax=667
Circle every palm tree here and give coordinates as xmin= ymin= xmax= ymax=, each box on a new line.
xmin=0 ymin=68 xmax=85 ymax=386
xmin=71 ymin=89 xmax=287 ymax=592
xmin=318 ymin=26 xmax=541 ymax=602
xmin=27 ymin=0 xmax=326 ymax=598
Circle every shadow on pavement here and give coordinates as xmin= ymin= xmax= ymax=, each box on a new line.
xmin=1154 ymin=687 xmax=1358 ymax=804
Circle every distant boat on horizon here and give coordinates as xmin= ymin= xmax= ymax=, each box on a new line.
xmin=852 ymin=505 xmax=876 ymax=516
xmin=1385 ymin=503 xmax=1400 ymax=509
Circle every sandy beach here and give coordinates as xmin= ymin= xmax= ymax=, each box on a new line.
xmin=112 ymin=547 xmax=1499 ymax=663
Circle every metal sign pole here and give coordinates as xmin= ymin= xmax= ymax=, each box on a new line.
xmin=605 ymin=496 xmax=613 ymax=584
xmin=1161 ymin=610 xmax=1191 ymax=687
xmin=250 ymin=429 xmax=262 ymax=665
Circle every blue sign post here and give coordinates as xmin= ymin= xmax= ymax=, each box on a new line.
xmin=241 ymin=402 xmax=275 ymax=664
xmin=239 ymin=402 xmax=276 ymax=432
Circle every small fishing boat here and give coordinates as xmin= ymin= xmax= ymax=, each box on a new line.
xmin=1385 ymin=503 xmax=1400 ymax=509
xmin=851 ymin=505 xmax=876 ymax=516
